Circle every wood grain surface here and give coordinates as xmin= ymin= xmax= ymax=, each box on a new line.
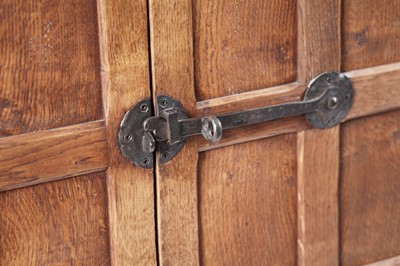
xmin=149 ymin=0 xmax=200 ymax=264
xmin=193 ymin=0 xmax=297 ymax=100
xmin=97 ymin=0 xmax=157 ymax=264
xmin=342 ymin=0 xmax=400 ymax=71
xmin=345 ymin=62 xmax=400 ymax=121
xmin=1 ymin=61 xmax=397 ymax=193
xmin=297 ymin=127 xmax=340 ymax=266
xmin=0 ymin=172 xmax=110 ymax=265
xmin=0 ymin=0 xmax=103 ymax=137
xmin=341 ymin=3 xmax=400 ymax=264
xmin=340 ymin=110 xmax=400 ymax=266
xmin=0 ymin=120 xmax=108 ymax=192
xmin=198 ymin=116 xmax=311 ymax=152
xmin=296 ymin=0 xmax=341 ymax=265
xmin=297 ymin=0 xmax=341 ymax=82
xmin=196 ymin=82 xmax=304 ymax=116
xmin=365 ymin=255 xmax=400 ymax=266
xmin=198 ymin=135 xmax=297 ymax=265
xmin=197 ymin=61 xmax=400 ymax=152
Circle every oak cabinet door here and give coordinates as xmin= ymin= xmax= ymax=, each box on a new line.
xmin=149 ymin=1 xmax=400 ymax=265
xmin=2 ymin=0 xmax=400 ymax=265
xmin=0 ymin=0 xmax=156 ymax=265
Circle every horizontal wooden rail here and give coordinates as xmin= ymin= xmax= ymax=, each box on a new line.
xmin=199 ymin=62 xmax=400 ymax=151
xmin=0 ymin=120 xmax=109 ymax=192
xmin=1 ymin=62 xmax=399 ymax=190
xmin=345 ymin=62 xmax=400 ymax=120
xmin=196 ymin=81 xmax=304 ymax=113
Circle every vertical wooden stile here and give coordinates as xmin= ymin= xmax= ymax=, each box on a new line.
xmin=297 ymin=0 xmax=341 ymax=265
xmin=148 ymin=0 xmax=200 ymax=265
xmin=97 ymin=0 xmax=157 ymax=264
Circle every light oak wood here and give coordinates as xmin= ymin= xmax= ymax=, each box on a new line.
xmin=2 ymin=61 xmax=399 ymax=194
xmin=1 ymin=1 xmax=399 ymax=264
xmin=0 ymin=0 xmax=103 ymax=137
xmin=149 ymin=0 xmax=200 ymax=264
xmin=0 ymin=172 xmax=110 ymax=265
xmin=193 ymin=0 xmax=297 ymax=100
xmin=196 ymin=82 xmax=304 ymax=115
xmin=342 ymin=0 xmax=400 ymax=71
xmin=296 ymin=0 xmax=341 ymax=265
xmin=0 ymin=120 xmax=108 ymax=192
xmin=198 ymin=135 xmax=297 ymax=265
xmin=198 ymin=62 xmax=400 ymax=151
xmin=297 ymin=0 xmax=341 ymax=83
xmin=340 ymin=110 xmax=400 ymax=266
xmin=0 ymin=1 xmax=110 ymax=264
xmin=340 ymin=5 xmax=400 ymax=264
xmin=196 ymin=62 xmax=400 ymax=118
xmin=199 ymin=116 xmax=311 ymax=152
xmin=365 ymin=255 xmax=400 ymax=266
xmin=97 ymin=0 xmax=157 ymax=264
xmin=345 ymin=62 xmax=400 ymax=120
xmin=149 ymin=0 xmax=300 ymax=264
xmin=297 ymin=127 xmax=340 ymax=265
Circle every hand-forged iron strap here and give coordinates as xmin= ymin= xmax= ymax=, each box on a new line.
xmin=178 ymin=98 xmax=320 ymax=138
xmin=177 ymin=72 xmax=353 ymax=138
xmin=118 ymin=72 xmax=353 ymax=167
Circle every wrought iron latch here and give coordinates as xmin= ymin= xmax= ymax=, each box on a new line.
xmin=118 ymin=72 xmax=353 ymax=168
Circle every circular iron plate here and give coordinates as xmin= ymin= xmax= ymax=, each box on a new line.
xmin=304 ymin=72 xmax=353 ymax=128
xmin=118 ymin=99 xmax=154 ymax=168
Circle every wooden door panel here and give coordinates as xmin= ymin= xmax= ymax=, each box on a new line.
xmin=193 ymin=0 xmax=297 ymax=100
xmin=198 ymin=135 xmax=297 ymax=265
xmin=0 ymin=0 xmax=157 ymax=264
xmin=0 ymin=3 xmax=109 ymax=263
xmin=0 ymin=172 xmax=110 ymax=265
xmin=125 ymin=0 xmax=398 ymax=264
xmin=151 ymin=0 xmax=345 ymax=265
xmin=342 ymin=0 xmax=400 ymax=71
xmin=340 ymin=110 xmax=400 ymax=266
xmin=339 ymin=3 xmax=400 ymax=265
xmin=192 ymin=5 xmax=299 ymax=261
xmin=0 ymin=0 xmax=103 ymax=137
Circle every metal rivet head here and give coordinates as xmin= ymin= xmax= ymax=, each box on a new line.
xmin=124 ymin=134 xmax=132 ymax=141
xmin=161 ymin=152 xmax=169 ymax=159
xmin=140 ymin=103 xmax=148 ymax=112
xmin=142 ymin=157 xmax=150 ymax=165
xmin=160 ymin=99 xmax=168 ymax=108
xmin=327 ymin=97 xmax=338 ymax=110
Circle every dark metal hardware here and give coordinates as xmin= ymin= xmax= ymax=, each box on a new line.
xmin=118 ymin=72 xmax=353 ymax=168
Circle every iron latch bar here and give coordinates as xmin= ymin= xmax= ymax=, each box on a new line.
xmin=118 ymin=72 xmax=353 ymax=168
